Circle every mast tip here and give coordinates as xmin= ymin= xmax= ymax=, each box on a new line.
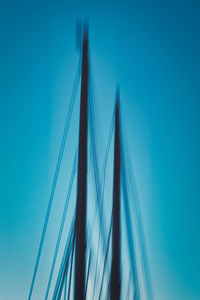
xmin=116 ymin=85 xmax=120 ymax=106
xmin=83 ymin=20 xmax=89 ymax=37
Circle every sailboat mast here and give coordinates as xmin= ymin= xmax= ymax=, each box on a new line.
xmin=74 ymin=24 xmax=89 ymax=300
xmin=110 ymin=90 xmax=121 ymax=300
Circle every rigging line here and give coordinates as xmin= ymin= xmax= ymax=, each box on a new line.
xmin=88 ymin=76 xmax=103 ymax=216
xmin=45 ymin=152 xmax=77 ymax=300
xmin=126 ymin=270 xmax=132 ymax=300
xmin=52 ymin=219 xmax=74 ymax=300
xmin=122 ymin=140 xmax=153 ymax=300
xmin=130 ymin=183 xmax=153 ymax=299
xmin=88 ymin=51 xmax=98 ymax=126
xmin=67 ymin=230 xmax=75 ymax=300
xmin=86 ymin=144 xmax=96 ymax=245
xmin=121 ymin=154 xmax=141 ymax=300
xmin=89 ymin=50 xmax=106 ymax=152
xmin=54 ymin=239 xmax=71 ymax=300
xmin=88 ymin=101 xmax=115 ymax=294
xmin=56 ymin=250 xmax=71 ymax=300
xmin=89 ymin=89 xmax=103 ymax=300
xmin=89 ymin=98 xmax=115 ymax=276
xmin=88 ymin=86 xmax=115 ymax=243
xmin=88 ymin=51 xmax=110 ymax=196
xmin=90 ymin=83 xmax=115 ymax=203
xmin=28 ymin=58 xmax=81 ymax=300
xmin=56 ymin=255 xmax=70 ymax=300
xmin=63 ymin=273 xmax=67 ymax=300
xmin=85 ymin=249 xmax=92 ymax=299
xmin=93 ymin=102 xmax=115 ymax=240
xmin=54 ymin=231 xmax=73 ymax=300
xmin=89 ymin=97 xmax=104 ymax=231
xmin=98 ymin=216 xmax=112 ymax=300
xmin=87 ymin=68 xmax=104 ymax=214
xmin=89 ymin=139 xmax=105 ymax=294
xmin=91 ymin=202 xmax=102 ymax=300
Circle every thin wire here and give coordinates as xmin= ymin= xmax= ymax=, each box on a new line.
xmin=89 ymin=102 xmax=115 ymax=298
xmin=126 ymin=270 xmax=132 ymax=300
xmin=89 ymin=71 xmax=107 ymax=244
xmin=85 ymin=249 xmax=92 ymax=298
xmin=123 ymin=141 xmax=153 ymax=300
xmin=52 ymin=219 xmax=74 ymax=300
xmin=98 ymin=216 xmax=112 ymax=300
xmin=121 ymin=152 xmax=140 ymax=300
xmin=28 ymin=58 xmax=81 ymax=300
xmin=89 ymin=95 xmax=106 ymax=244
xmin=63 ymin=274 xmax=67 ymax=300
xmin=88 ymin=58 xmax=115 ymax=256
xmin=57 ymin=253 xmax=71 ymax=300
xmin=53 ymin=239 xmax=71 ymax=300
xmin=67 ymin=231 xmax=75 ymax=300
xmin=88 ymin=73 xmax=114 ymax=236
xmin=45 ymin=152 xmax=77 ymax=300
xmin=89 ymin=96 xmax=115 ymax=290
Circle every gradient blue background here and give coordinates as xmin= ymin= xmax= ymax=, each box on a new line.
xmin=0 ymin=0 xmax=200 ymax=299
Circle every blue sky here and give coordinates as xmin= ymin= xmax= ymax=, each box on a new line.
xmin=0 ymin=0 xmax=200 ymax=299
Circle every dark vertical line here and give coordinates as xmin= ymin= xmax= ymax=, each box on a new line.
xmin=74 ymin=24 xmax=89 ymax=300
xmin=110 ymin=90 xmax=121 ymax=300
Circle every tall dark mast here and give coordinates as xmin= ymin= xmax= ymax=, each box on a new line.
xmin=110 ymin=90 xmax=121 ymax=300
xmin=74 ymin=24 xmax=89 ymax=300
